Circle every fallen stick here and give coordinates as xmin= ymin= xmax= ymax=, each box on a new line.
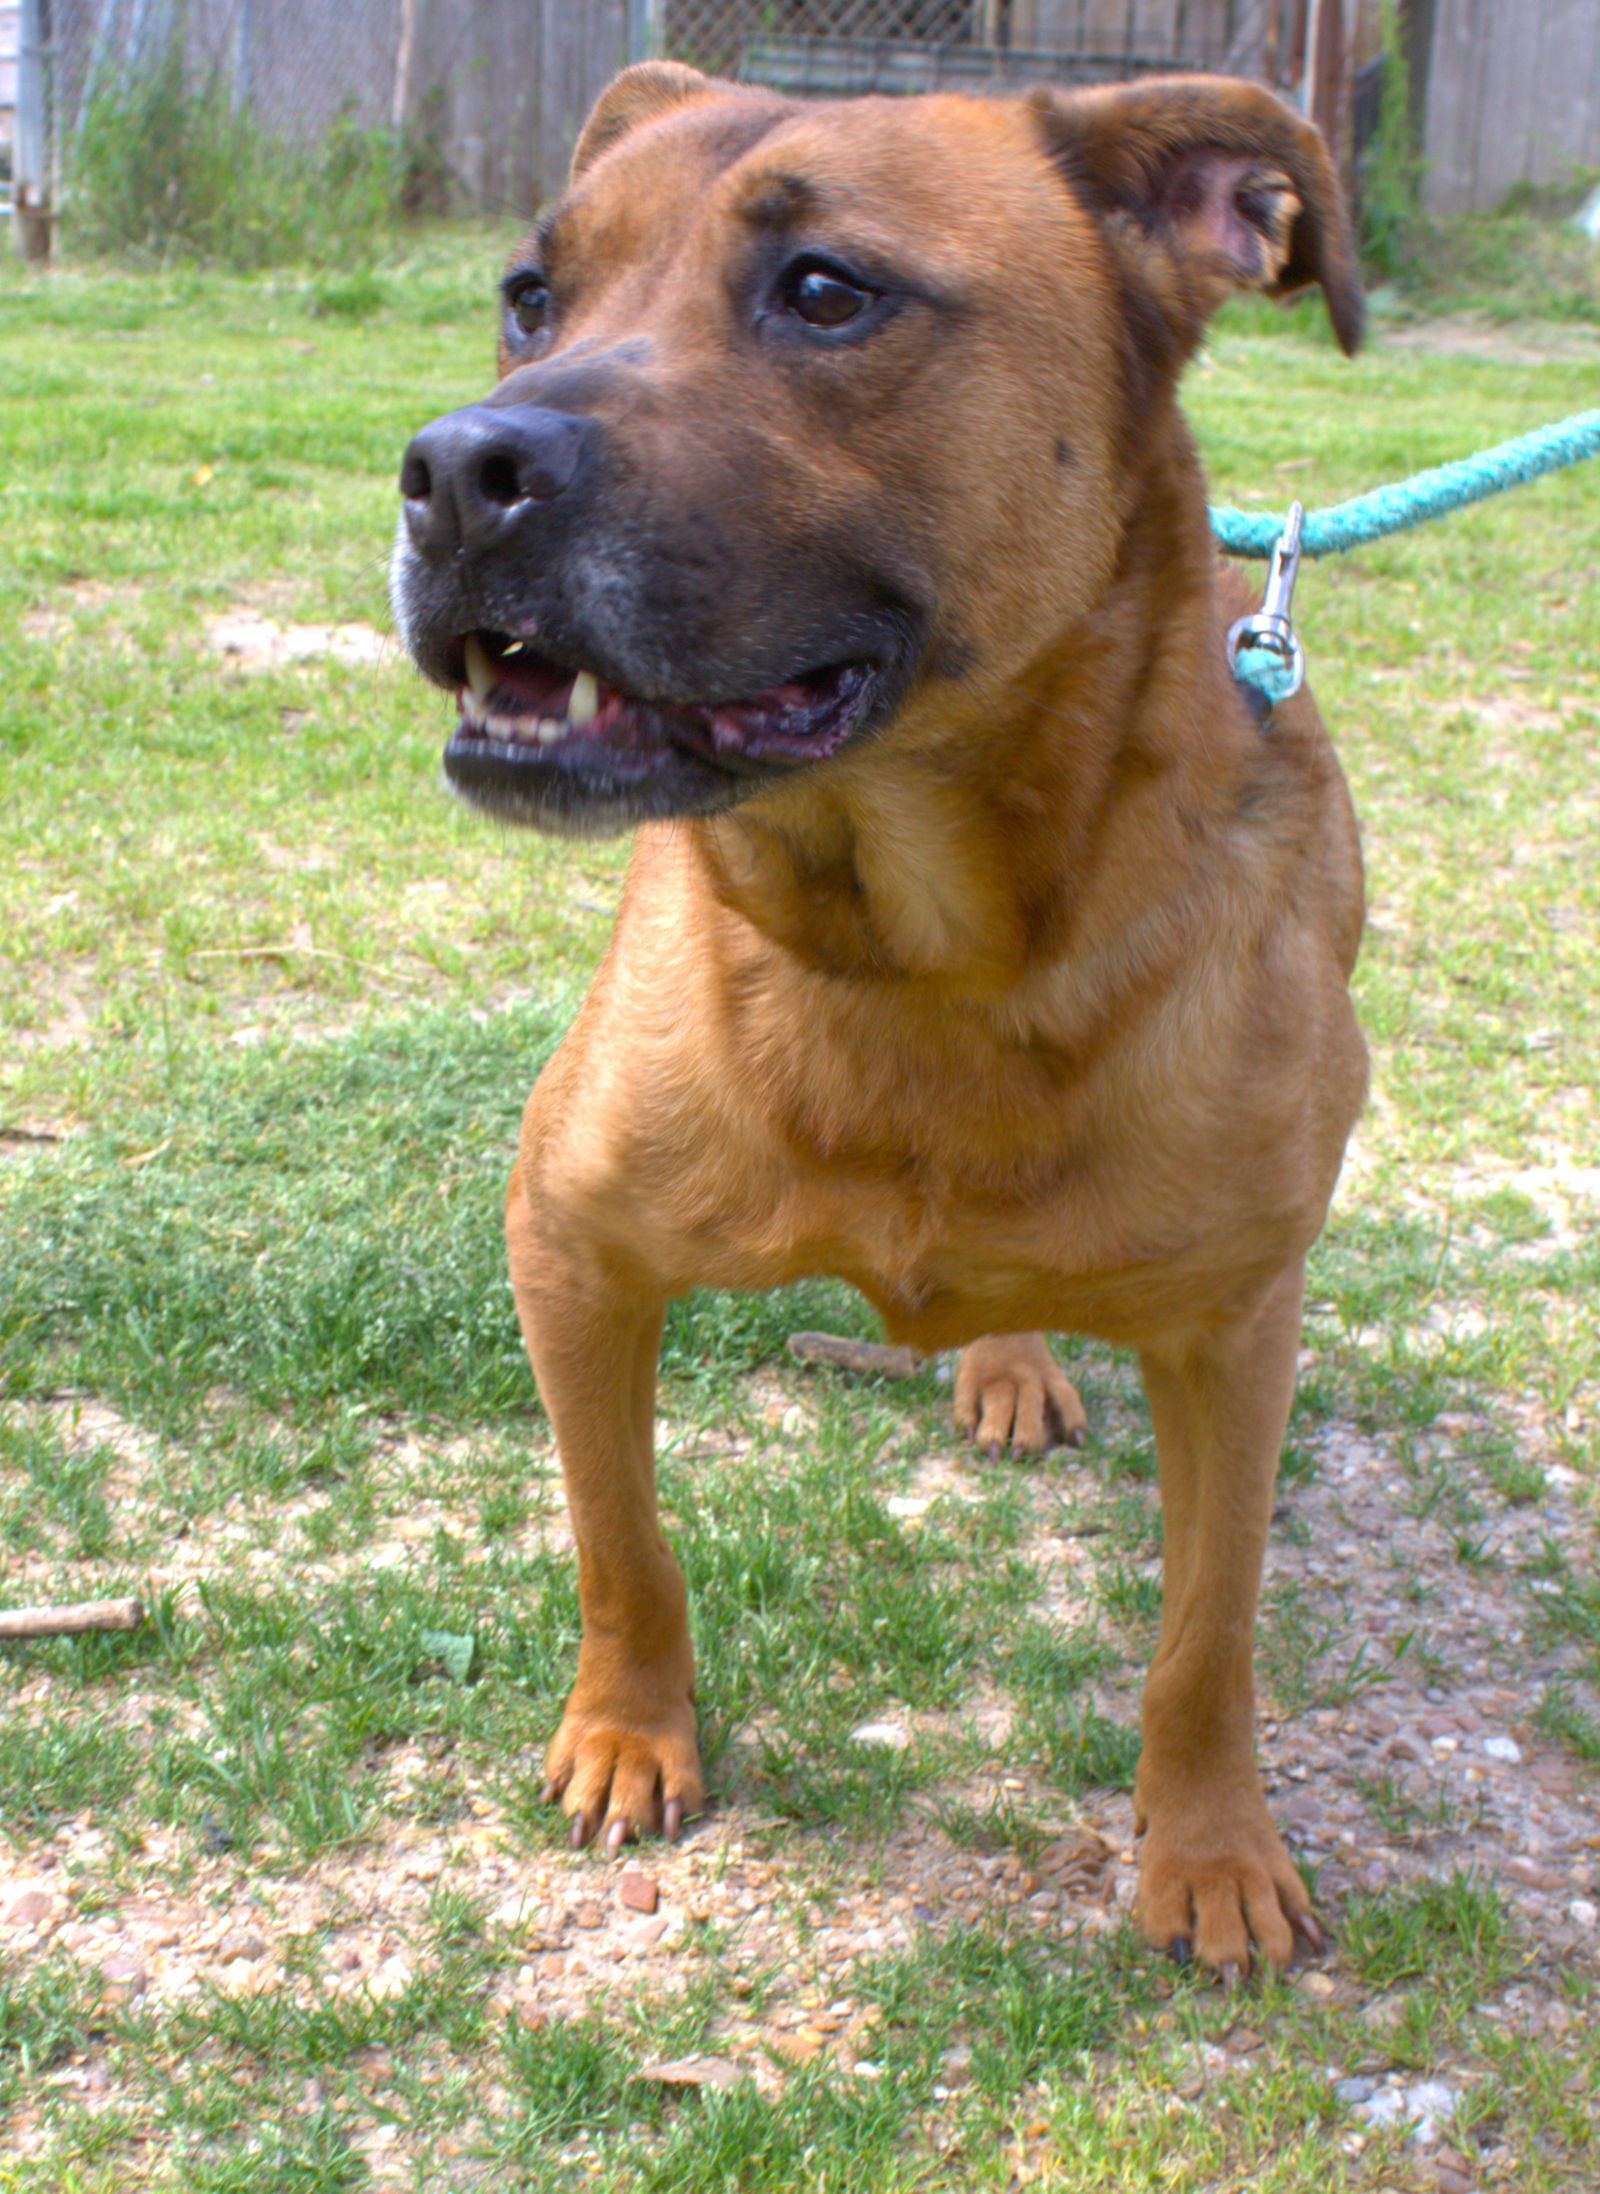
xmin=0 ymin=1597 xmax=145 ymax=1641
xmin=786 ymin=1332 xmax=925 ymax=1380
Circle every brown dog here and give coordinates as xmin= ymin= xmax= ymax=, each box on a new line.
xmin=390 ymin=63 xmax=1367 ymax=1980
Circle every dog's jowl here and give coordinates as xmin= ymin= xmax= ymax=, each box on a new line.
xmin=392 ymin=63 xmax=1368 ymax=1980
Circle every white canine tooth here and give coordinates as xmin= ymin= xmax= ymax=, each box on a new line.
xmin=461 ymin=684 xmax=488 ymax=728
xmin=568 ymin=670 xmax=600 ymax=725
xmin=536 ymin=718 xmax=563 ymax=745
xmin=464 ymin=633 xmax=494 ymax=702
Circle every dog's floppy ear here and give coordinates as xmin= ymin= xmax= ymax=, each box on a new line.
xmin=1030 ymin=75 xmax=1363 ymax=361
xmin=571 ymin=61 xmax=725 ymax=180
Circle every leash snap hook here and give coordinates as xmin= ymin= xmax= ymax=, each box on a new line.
xmin=1227 ymin=499 xmax=1305 ymax=708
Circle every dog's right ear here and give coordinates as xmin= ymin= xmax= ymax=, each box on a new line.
xmin=571 ymin=61 xmax=723 ymax=180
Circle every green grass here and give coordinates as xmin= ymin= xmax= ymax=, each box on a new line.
xmin=1340 ymin=1868 xmax=1518 ymax=1994
xmin=1 ymin=237 xmax=1598 ymax=2189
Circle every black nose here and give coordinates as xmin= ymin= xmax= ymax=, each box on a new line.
xmin=398 ymin=404 xmax=599 ymax=561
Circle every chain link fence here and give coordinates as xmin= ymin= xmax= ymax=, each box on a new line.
xmin=657 ymin=1 xmax=1283 ymax=96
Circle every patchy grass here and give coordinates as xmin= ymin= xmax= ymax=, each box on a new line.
xmin=0 ymin=246 xmax=1597 ymax=2189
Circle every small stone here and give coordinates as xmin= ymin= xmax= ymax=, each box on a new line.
xmin=1434 ymin=2169 xmax=1472 ymax=2194
xmin=1482 ymin=1735 xmax=1522 ymax=1763
xmin=1506 ymin=1857 xmax=1562 ymax=1892
xmin=635 ymin=2055 xmax=743 ymax=2092
xmin=100 ymin=1951 xmax=147 ymax=2000
xmin=573 ymin=1902 xmax=605 ymax=1930
xmin=771 ymin=2026 xmax=825 ymax=2065
xmin=1334 ymin=2076 xmax=1376 ymax=2105
xmin=1360 ymin=2088 xmax=1406 ymax=2131
xmin=538 ymin=1953 xmax=566 ymax=1980
xmin=848 ymin=1720 xmax=908 ymax=1749
xmin=1224 ymin=2027 xmax=1264 ymax=2055
xmin=217 ymin=1929 xmax=267 ymax=1962
xmin=631 ymin=1915 xmax=669 ymax=1948
xmin=1532 ymin=1759 xmax=1578 ymax=1796
xmin=4 ymin=1890 xmax=55 ymax=1932
xmin=1568 ymin=1898 xmax=1598 ymax=1929
xmin=940 ymin=2043 xmax=973 ymax=2087
xmin=619 ymin=1870 xmax=658 ymax=1916
xmin=1400 ymin=2078 xmax=1457 ymax=2143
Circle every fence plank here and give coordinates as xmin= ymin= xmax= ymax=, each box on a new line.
xmin=540 ymin=0 xmax=628 ymax=202
xmin=1476 ymin=0 xmax=1543 ymax=205
xmin=1530 ymin=0 xmax=1600 ymax=193
xmin=1424 ymin=0 xmax=1600 ymax=211
xmin=1421 ymin=0 xmax=1486 ymax=212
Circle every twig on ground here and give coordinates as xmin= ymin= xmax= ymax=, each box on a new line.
xmin=786 ymin=1332 xmax=925 ymax=1379
xmin=0 ymin=1597 xmax=146 ymax=1640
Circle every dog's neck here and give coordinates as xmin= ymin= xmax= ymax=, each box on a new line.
xmin=696 ymin=440 xmax=1261 ymax=1012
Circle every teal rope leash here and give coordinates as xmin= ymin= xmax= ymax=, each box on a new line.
xmin=1211 ymin=406 xmax=1600 ymax=706
xmin=1211 ymin=406 xmax=1600 ymax=561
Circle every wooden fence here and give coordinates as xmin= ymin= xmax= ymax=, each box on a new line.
xmin=27 ymin=0 xmax=1600 ymax=233
xmin=1418 ymin=0 xmax=1600 ymax=212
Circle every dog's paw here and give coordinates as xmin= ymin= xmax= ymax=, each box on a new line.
xmin=954 ymin=1332 xmax=1087 ymax=1456
xmin=1134 ymin=1802 xmax=1325 ymax=1982
xmin=542 ymin=1685 xmax=705 ymax=1854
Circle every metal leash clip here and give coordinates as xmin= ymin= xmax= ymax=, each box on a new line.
xmin=1226 ymin=499 xmax=1306 ymax=708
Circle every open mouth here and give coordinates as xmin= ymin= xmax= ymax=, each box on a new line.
xmin=447 ymin=631 xmax=876 ymax=775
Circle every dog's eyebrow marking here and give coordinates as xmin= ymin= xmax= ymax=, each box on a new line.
xmin=505 ymin=210 xmax=566 ymax=281
xmin=734 ymin=171 xmax=818 ymax=232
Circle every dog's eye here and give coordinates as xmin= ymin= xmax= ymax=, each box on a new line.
xmin=506 ymin=277 xmax=551 ymax=340
xmin=782 ymin=260 xmax=876 ymax=330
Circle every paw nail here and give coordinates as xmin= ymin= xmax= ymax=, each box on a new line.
xmin=1168 ymin=1936 xmax=1192 ymax=1966
xmin=986 ymin=1440 xmax=1001 ymax=1464
xmin=570 ymin=1813 xmax=590 ymax=1850
xmin=605 ymin=1818 xmax=629 ymax=1854
xmin=664 ymin=1799 xmax=683 ymax=1841
xmin=540 ymin=1781 xmax=557 ymax=1807
xmin=1294 ymin=1914 xmax=1328 ymax=1956
xmin=1219 ymin=1961 xmax=1242 ymax=1993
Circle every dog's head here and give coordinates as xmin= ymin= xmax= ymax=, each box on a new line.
xmin=391 ymin=65 xmax=1360 ymax=836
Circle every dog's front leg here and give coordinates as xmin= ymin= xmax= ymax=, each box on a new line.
xmin=1132 ymin=1263 xmax=1324 ymax=1979
xmin=507 ymin=1174 xmax=703 ymax=1850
